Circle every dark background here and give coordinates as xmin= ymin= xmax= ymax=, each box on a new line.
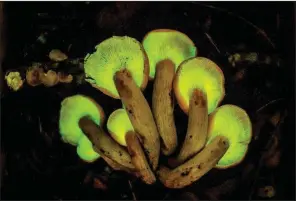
xmin=1 ymin=2 xmax=295 ymax=200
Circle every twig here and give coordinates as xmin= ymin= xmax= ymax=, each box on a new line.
xmin=256 ymin=98 xmax=285 ymax=114
xmin=190 ymin=2 xmax=276 ymax=49
xmin=162 ymin=192 xmax=171 ymax=200
xmin=128 ymin=180 xmax=137 ymax=201
xmin=204 ymin=33 xmax=221 ymax=54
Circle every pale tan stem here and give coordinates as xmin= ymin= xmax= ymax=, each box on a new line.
xmin=79 ymin=117 xmax=135 ymax=170
xmin=114 ymin=70 xmax=160 ymax=170
xmin=100 ymin=154 xmax=135 ymax=174
xmin=159 ymin=136 xmax=229 ymax=189
xmin=157 ymin=165 xmax=171 ymax=182
xmin=152 ymin=60 xmax=178 ymax=156
xmin=125 ymin=131 xmax=156 ymax=184
xmin=177 ymin=89 xmax=208 ymax=164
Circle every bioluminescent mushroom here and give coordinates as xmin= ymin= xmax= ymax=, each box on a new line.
xmin=59 ymin=95 xmax=134 ymax=170
xmin=84 ymin=36 xmax=160 ymax=170
xmin=77 ymin=135 xmax=100 ymax=163
xmin=158 ymin=135 xmax=229 ymax=189
xmin=107 ymin=109 xmax=156 ymax=184
xmin=142 ymin=29 xmax=197 ymax=155
xmin=107 ymin=108 xmax=133 ymax=146
xmin=173 ymin=57 xmax=225 ymax=164
xmin=207 ymin=104 xmax=252 ymax=169
xmin=158 ymin=104 xmax=252 ymax=188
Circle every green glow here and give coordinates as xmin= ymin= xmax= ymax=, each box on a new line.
xmin=59 ymin=95 xmax=103 ymax=145
xmin=84 ymin=36 xmax=146 ymax=98
xmin=107 ymin=108 xmax=134 ymax=146
xmin=207 ymin=104 xmax=252 ymax=168
xmin=59 ymin=95 xmax=103 ymax=162
xmin=143 ymin=30 xmax=197 ymax=78
xmin=176 ymin=57 xmax=225 ymax=114
xmin=77 ymin=135 xmax=100 ymax=162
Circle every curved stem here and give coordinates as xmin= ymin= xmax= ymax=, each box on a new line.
xmin=100 ymin=154 xmax=135 ymax=174
xmin=177 ymin=89 xmax=208 ymax=164
xmin=114 ymin=70 xmax=160 ymax=170
xmin=159 ymin=136 xmax=229 ymax=189
xmin=152 ymin=60 xmax=178 ymax=155
xmin=125 ymin=131 xmax=156 ymax=184
xmin=79 ymin=116 xmax=135 ymax=170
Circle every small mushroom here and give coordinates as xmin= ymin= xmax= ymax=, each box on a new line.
xmin=174 ymin=57 xmax=225 ymax=164
xmin=49 ymin=49 xmax=68 ymax=62
xmin=26 ymin=66 xmax=44 ymax=86
xmin=40 ymin=70 xmax=59 ymax=87
xmin=58 ymin=72 xmax=73 ymax=83
xmin=107 ymin=109 xmax=156 ymax=184
xmin=59 ymin=95 xmax=134 ymax=170
xmin=142 ymin=29 xmax=197 ymax=155
xmin=207 ymin=105 xmax=252 ymax=169
xmin=84 ymin=36 xmax=160 ymax=170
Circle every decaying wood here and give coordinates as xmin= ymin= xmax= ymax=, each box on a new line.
xmin=152 ymin=59 xmax=178 ymax=156
xmin=79 ymin=116 xmax=135 ymax=170
xmin=177 ymin=89 xmax=208 ymax=164
xmin=125 ymin=131 xmax=156 ymax=184
xmin=159 ymin=136 xmax=229 ymax=189
xmin=115 ymin=70 xmax=160 ymax=170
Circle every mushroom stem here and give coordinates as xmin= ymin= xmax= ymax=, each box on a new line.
xmin=100 ymin=154 xmax=135 ymax=174
xmin=125 ymin=131 xmax=156 ymax=184
xmin=159 ymin=136 xmax=229 ymax=189
xmin=177 ymin=89 xmax=208 ymax=164
xmin=114 ymin=70 xmax=160 ymax=170
xmin=152 ymin=59 xmax=178 ymax=155
xmin=79 ymin=116 xmax=135 ymax=170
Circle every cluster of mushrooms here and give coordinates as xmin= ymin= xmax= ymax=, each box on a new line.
xmin=59 ymin=29 xmax=252 ymax=189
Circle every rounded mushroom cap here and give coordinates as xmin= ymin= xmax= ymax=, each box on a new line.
xmin=107 ymin=108 xmax=134 ymax=146
xmin=84 ymin=36 xmax=149 ymax=99
xmin=207 ymin=104 xmax=252 ymax=169
xmin=142 ymin=29 xmax=197 ymax=79
xmin=174 ymin=57 xmax=225 ymax=114
xmin=59 ymin=95 xmax=105 ymax=146
xmin=77 ymin=135 xmax=100 ymax=162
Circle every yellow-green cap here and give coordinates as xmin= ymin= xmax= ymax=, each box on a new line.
xmin=84 ymin=36 xmax=149 ymax=99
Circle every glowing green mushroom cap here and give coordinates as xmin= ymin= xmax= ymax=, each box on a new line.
xmin=77 ymin=135 xmax=100 ymax=162
xmin=142 ymin=29 xmax=197 ymax=79
xmin=207 ymin=104 xmax=252 ymax=169
xmin=107 ymin=108 xmax=134 ymax=146
xmin=59 ymin=94 xmax=105 ymax=146
xmin=173 ymin=57 xmax=225 ymax=114
xmin=84 ymin=36 xmax=149 ymax=99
